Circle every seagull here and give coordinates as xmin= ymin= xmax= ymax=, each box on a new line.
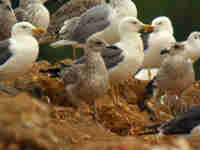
xmin=181 ymin=31 xmax=200 ymax=62
xmin=135 ymin=16 xmax=176 ymax=80
xmin=0 ymin=0 xmax=17 ymax=40
xmin=51 ymin=0 xmax=137 ymax=59
xmin=138 ymin=38 xmax=199 ymax=118
xmin=0 ymin=21 xmax=45 ymax=95
xmin=138 ymin=105 xmax=200 ymax=136
xmin=14 ymin=0 xmax=50 ymax=30
xmin=50 ymin=34 xmax=111 ymax=124
xmin=42 ymin=17 xmax=155 ymax=82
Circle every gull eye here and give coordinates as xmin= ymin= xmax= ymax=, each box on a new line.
xmin=157 ymin=22 xmax=162 ymax=25
xmin=132 ymin=21 xmax=137 ymax=24
xmin=0 ymin=0 xmax=3 ymax=4
xmin=174 ymin=44 xmax=180 ymax=49
xmin=194 ymin=36 xmax=198 ymax=40
xmin=21 ymin=25 xmax=27 ymax=29
xmin=95 ymin=41 xmax=103 ymax=45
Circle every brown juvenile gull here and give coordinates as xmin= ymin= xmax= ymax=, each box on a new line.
xmin=0 ymin=21 xmax=45 ymax=95
xmin=0 ymin=0 xmax=17 ymax=40
xmin=139 ymin=42 xmax=195 ymax=118
xmin=14 ymin=0 xmax=50 ymax=30
xmin=138 ymin=105 xmax=200 ymax=136
xmin=44 ymin=17 xmax=155 ymax=82
xmin=139 ymin=32 xmax=200 ymax=115
xmin=51 ymin=0 xmax=138 ymax=59
xmin=135 ymin=16 xmax=176 ymax=80
xmin=52 ymin=34 xmax=110 ymax=123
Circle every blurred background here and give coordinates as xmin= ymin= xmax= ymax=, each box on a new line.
xmin=11 ymin=0 xmax=200 ymax=78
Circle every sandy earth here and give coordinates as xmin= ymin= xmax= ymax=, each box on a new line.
xmin=0 ymin=60 xmax=199 ymax=150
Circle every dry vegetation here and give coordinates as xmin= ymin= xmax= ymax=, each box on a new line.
xmin=0 ymin=60 xmax=200 ymax=150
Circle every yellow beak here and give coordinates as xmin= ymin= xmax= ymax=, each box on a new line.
xmin=143 ymin=25 xmax=155 ymax=33
xmin=32 ymin=28 xmax=46 ymax=37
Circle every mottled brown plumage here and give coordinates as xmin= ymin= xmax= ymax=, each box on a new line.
xmin=60 ymin=35 xmax=110 ymax=107
xmin=14 ymin=0 xmax=50 ymax=30
xmin=0 ymin=0 xmax=17 ymax=40
xmin=155 ymin=43 xmax=195 ymax=94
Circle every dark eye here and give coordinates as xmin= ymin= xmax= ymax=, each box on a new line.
xmin=95 ymin=41 xmax=103 ymax=45
xmin=0 ymin=0 xmax=3 ymax=4
xmin=21 ymin=25 xmax=27 ymax=29
xmin=194 ymin=36 xmax=198 ymax=40
xmin=132 ymin=21 xmax=137 ymax=24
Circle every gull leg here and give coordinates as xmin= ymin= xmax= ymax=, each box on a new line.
xmin=72 ymin=45 xmax=77 ymax=60
xmin=0 ymin=83 xmax=20 ymax=96
xmin=92 ymin=101 xmax=106 ymax=129
xmin=148 ymin=69 xmax=152 ymax=80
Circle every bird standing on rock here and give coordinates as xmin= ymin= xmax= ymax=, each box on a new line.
xmin=0 ymin=22 xmax=45 ymax=96
xmin=139 ymin=38 xmax=200 ymax=118
xmin=45 ymin=34 xmax=111 ymax=123
xmin=136 ymin=16 xmax=176 ymax=80
xmin=0 ymin=0 xmax=17 ymax=40
xmin=50 ymin=17 xmax=155 ymax=83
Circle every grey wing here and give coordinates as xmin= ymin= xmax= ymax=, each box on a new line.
xmin=0 ymin=40 xmax=13 ymax=65
xmin=102 ymin=45 xmax=125 ymax=69
xmin=161 ymin=107 xmax=200 ymax=135
xmin=60 ymin=64 xmax=83 ymax=85
xmin=141 ymin=32 xmax=150 ymax=51
xmin=74 ymin=45 xmax=124 ymax=69
xmin=59 ymin=17 xmax=80 ymax=40
xmin=14 ymin=8 xmax=29 ymax=22
xmin=71 ymin=4 xmax=112 ymax=43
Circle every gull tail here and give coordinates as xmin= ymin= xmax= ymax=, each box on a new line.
xmin=137 ymin=124 xmax=161 ymax=136
xmin=40 ymin=63 xmax=70 ymax=78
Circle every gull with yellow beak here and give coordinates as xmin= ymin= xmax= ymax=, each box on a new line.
xmin=42 ymin=17 xmax=155 ymax=83
xmin=135 ymin=16 xmax=176 ymax=80
xmin=0 ymin=21 xmax=45 ymax=95
xmin=51 ymin=0 xmax=138 ymax=59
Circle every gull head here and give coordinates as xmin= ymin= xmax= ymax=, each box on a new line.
xmin=187 ymin=32 xmax=200 ymax=49
xmin=19 ymin=0 xmax=41 ymax=7
xmin=86 ymin=35 xmax=108 ymax=53
xmin=118 ymin=17 xmax=155 ymax=36
xmin=184 ymin=31 xmax=200 ymax=60
xmin=0 ymin=0 xmax=13 ymax=13
xmin=11 ymin=22 xmax=45 ymax=38
xmin=160 ymin=42 xmax=185 ymax=56
xmin=152 ymin=16 xmax=173 ymax=34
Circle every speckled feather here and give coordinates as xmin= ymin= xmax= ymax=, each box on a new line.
xmin=0 ymin=0 xmax=17 ymax=40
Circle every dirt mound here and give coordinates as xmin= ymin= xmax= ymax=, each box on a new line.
xmin=0 ymin=60 xmax=200 ymax=150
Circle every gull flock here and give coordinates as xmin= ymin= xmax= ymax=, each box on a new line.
xmin=1 ymin=0 xmax=200 ymax=136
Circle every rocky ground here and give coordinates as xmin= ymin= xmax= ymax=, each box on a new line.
xmin=0 ymin=60 xmax=200 ymax=150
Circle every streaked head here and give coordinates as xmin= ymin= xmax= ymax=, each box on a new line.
xmin=160 ymin=42 xmax=185 ymax=56
xmin=152 ymin=16 xmax=173 ymax=34
xmin=11 ymin=22 xmax=45 ymax=37
xmin=86 ymin=35 xmax=108 ymax=52
xmin=19 ymin=0 xmax=41 ymax=7
xmin=0 ymin=0 xmax=13 ymax=13
xmin=119 ymin=17 xmax=155 ymax=36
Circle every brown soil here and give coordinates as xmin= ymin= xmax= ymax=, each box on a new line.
xmin=0 ymin=60 xmax=200 ymax=150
